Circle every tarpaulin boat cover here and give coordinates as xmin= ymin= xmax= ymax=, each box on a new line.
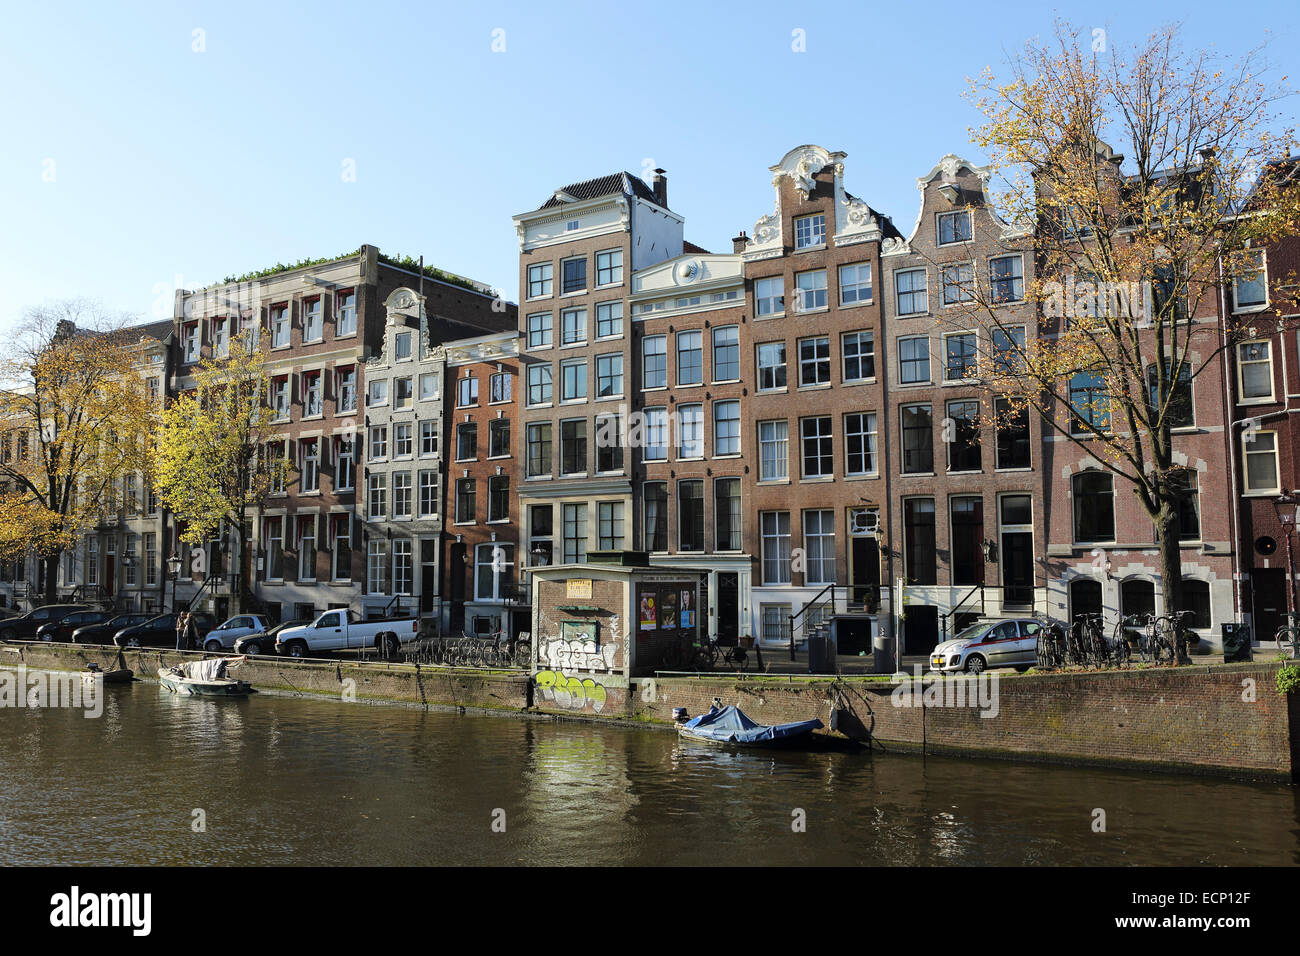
xmin=181 ymin=659 xmax=229 ymax=681
xmin=681 ymin=705 xmax=823 ymax=743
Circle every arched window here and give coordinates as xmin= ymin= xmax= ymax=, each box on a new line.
xmin=1070 ymin=577 xmax=1103 ymax=623
xmin=1178 ymin=579 xmax=1211 ymax=629
xmin=1072 ymin=471 xmax=1115 ymax=543
xmin=1120 ymin=579 xmax=1155 ymax=620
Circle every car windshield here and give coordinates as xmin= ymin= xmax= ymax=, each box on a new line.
xmin=952 ymin=623 xmax=992 ymax=643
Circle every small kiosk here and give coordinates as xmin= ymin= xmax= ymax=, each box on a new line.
xmin=528 ymin=552 xmax=706 ymax=716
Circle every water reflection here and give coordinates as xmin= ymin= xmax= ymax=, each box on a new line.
xmin=0 ymin=676 xmax=1296 ymax=866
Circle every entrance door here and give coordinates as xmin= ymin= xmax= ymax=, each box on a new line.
xmin=420 ymin=539 xmax=438 ymax=615
xmin=1253 ymin=568 xmax=1286 ymax=645
xmin=1001 ymin=532 xmax=1034 ymax=607
xmin=104 ymin=556 xmax=116 ymax=598
xmin=850 ymin=537 xmax=880 ymax=610
xmin=717 ymin=573 xmax=739 ymax=645
xmin=448 ymin=542 xmax=466 ymax=630
xmin=903 ymin=605 xmax=939 ymax=655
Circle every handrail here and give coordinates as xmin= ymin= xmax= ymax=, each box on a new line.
xmin=940 ymin=585 xmax=984 ymax=640
xmin=788 ymin=582 xmax=838 ymax=662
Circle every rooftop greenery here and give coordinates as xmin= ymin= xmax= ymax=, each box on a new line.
xmin=206 ymin=248 xmax=496 ymax=296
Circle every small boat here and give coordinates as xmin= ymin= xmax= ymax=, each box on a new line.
xmin=83 ymin=663 xmax=133 ymax=684
xmin=678 ymin=704 xmax=824 ymax=748
xmin=158 ymin=657 xmax=251 ymax=697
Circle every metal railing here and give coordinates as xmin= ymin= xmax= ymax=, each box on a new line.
xmin=789 ymin=583 xmax=837 ymax=661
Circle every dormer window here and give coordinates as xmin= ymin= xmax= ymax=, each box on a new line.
xmin=395 ymin=332 xmax=412 ymax=361
xmin=566 ymin=220 xmax=580 ymax=231
xmin=795 ymin=214 xmax=826 ymax=249
xmin=937 ymin=210 xmax=971 ymax=245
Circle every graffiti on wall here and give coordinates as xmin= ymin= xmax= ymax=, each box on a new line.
xmin=540 ymin=637 xmax=618 ymax=673
xmin=535 ymin=670 xmax=608 ymax=713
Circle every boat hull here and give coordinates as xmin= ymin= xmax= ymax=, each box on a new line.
xmin=158 ymin=671 xmax=251 ymax=697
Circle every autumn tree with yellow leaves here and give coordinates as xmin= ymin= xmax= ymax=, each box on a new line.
xmin=947 ymin=21 xmax=1300 ymax=662
xmin=152 ymin=338 xmax=289 ymax=611
xmin=0 ymin=300 xmax=157 ymax=606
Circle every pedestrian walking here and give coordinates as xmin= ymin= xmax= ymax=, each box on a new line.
xmin=174 ymin=612 xmax=186 ymax=651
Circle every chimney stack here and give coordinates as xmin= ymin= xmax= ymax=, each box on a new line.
xmin=732 ymin=230 xmax=748 ymax=254
xmin=652 ymin=168 xmax=668 ymax=208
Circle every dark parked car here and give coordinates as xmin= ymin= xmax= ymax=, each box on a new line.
xmin=113 ymin=613 xmax=216 ymax=649
xmin=69 ymin=613 xmax=153 ymax=645
xmin=234 ymin=618 xmax=311 ymax=657
xmin=34 ymin=609 xmax=114 ymax=643
xmin=0 ymin=604 xmax=91 ymax=642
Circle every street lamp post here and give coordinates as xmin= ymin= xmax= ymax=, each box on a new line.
xmin=167 ymin=553 xmax=183 ymax=613
xmin=1274 ymin=494 xmax=1300 ymax=649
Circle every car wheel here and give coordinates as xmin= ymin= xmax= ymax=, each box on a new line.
xmin=127 ymin=637 xmax=141 ymax=648
xmin=964 ymin=654 xmax=987 ymax=674
xmin=242 ymin=642 xmax=260 ymax=656
xmin=204 ymin=639 xmax=222 ymax=653
xmin=379 ymin=632 xmax=400 ymax=662
xmin=286 ymin=640 xmax=308 ymax=659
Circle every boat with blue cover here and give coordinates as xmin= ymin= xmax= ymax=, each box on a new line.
xmin=677 ymin=704 xmax=823 ymax=748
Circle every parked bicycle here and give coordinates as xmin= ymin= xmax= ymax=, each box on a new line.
xmin=1035 ymin=619 xmax=1068 ymax=668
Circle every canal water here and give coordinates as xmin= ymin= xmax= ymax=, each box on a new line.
xmin=1 ymin=678 xmax=1297 ymax=866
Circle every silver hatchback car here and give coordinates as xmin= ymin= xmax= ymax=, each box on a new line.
xmin=929 ymin=618 xmax=1043 ymax=674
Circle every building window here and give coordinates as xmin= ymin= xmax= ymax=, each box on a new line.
xmin=1179 ymin=579 xmax=1211 ymax=629
xmin=457 ymin=376 xmax=478 ymax=407
xmin=946 ymin=399 xmax=982 ymax=472
xmin=712 ymin=326 xmax=739 ymax=381
xmin=367 ymin=539 xmax=387 ymax=593
xmin=901 ymin=404 xmax=933 ymax=474
xmin=674 ymin=480 xmax=703 ymax=552
xmin=123 ymin=534 xmax=138 ymax=587
xmin=715 ymin=478 xmax=741 ymax=551
xmin=527 ymin=363 xmax=552 ymax=405
xmin=675 ymin=404 xmax=702 ymax=459
xmin=270 ymin=377 xmax=290 ymax=420
xmin=528 ymin=262 xmax=553 ymax=298
xmin=842 ymin=331 xmax=874 ymax=382
xmin=367 ymin=473 xmax=387 ymax=519
xmin=301 ymin=438 xmax=320 ymax=492
xmin=561 ymin=359 xmax=587 ymax=401
xmin=990 ymin=255 xmax=1024 ymax=303
xmin=1243 ymin=430 xmax=1279 ymax=493
xmin=455 ymin=478 xmax=476 ymax=523
xmin=475 ymin=543 xmax=514 ymax=600
xmin=337 ymin=367 xmax=357 ymax=413
xmin=937 ymin=210 xmax=972 ymax=245
xmin=271 ymin=306 xmax=290 ymax=348
xmin=1237 ymin=341 xmax=1274 ymax=401
xmin=800 ymin=416 xmax=833 ymax=478
xmin=839 ymin=263 xmax=872 ymax=305
xmin=761 ymin=511 xmax=792 ymax=584
xmin=304 ymin=371 xmax=323 ymax=417
xmin=1070 ymin=577 xmax=1103 ymax=620
xmin=1120 ymin=579 xmax=1155 ymax=620
xmin=1172 ymin=471 xmax=1200 ymax=540
xmin=213 ymin=318 xmax=229 ymax=358
xmin=560 ymin=419 xmax=587 ymax=475
xmin=86 ymin=537 xmax=98 ymax=586
xmin=643 ymin=483 xmax=668 ymax=552
xmin=941 ymin=263 xmax=974 ymax=305
xmin=395 ymin=377 xmax=415 ymax=411
xmin=594 ymin=353 xmax=623 ymax=398
xmin=898 ymin=336 xmax=930 ymax=384
xmin=489 ymin=418 xmax=510 ymax=458
xmin=393 ymin=472 xmax=412 ymax=518
xmin=755 ymin=276 xmax=784 ymax=316
xmin=182 ymin=322 xmax=200 ymax=363
xmin=795 ymin=269 xmax=828 ymax=311
xmin=596 ymin=249 xmax=623 ymax=286
xmin=419 ymin=371 xmax=440 ymax=401
xmin=798 ymin=336 xmax=830 ymax=386
xmin=895 ymin=269 xmax=928 ymax=316
xmin=1072 ymin=471 xmax=1115 ymax=543
xmin=304 ymin=298 xmax=323 ymax=342
xmin=1232 ymin=249 xmax=1267 ymax=311
xmin=488 ymin=476 xmax=509 ymax=522
xmin=592 ymin=300 xmax=623 ymax=339
xmin=802 ymin=510 xmax=835 ymax=585
xmin=331 ymin=515 xmax=352 ymax=581
xmin=944 ymin=332 xmax=977 ymax=381
xmin=368 ymin=379 xmax=388 ymax=407
xmin=714 ymin=401 xmax=740 ymax=456
xmin=563 ymin=503 xmax=587 ymax=562
xmin=677 ymin=330 xmax=703 ymax=386
xmin=336 ymin=290 xmax=356 ymax=336
xmin=456 ymin=423 xmax=477 ymax=461
xmin=264 ymin=518 xmax=284 ymax=581
xmin=335 ymin=437 xmax=355 ymax=491
xmin=992 ymin=327 xmax=1026 ymax=375
xmin=530 ymin=506 xmax=554 ymax=565
xmin=526 ymin=423 xmax=552 ymax=477
xmin=644 ymin=407 xmax=668 ymax=461
xmin=994 ymin=399 xmax=1030 ymax=469
xmin=759 ymin=420 xmax=788 ymax=481
xmin=527 ymin=312 xmax=553 ymax=348
xmin=561 ymin=257 xmax=586 ymax=294
xmin=1069 ymin=371 xmax=1111 ymax=434
xmin=761 ymin=605 xmax=793 ymax=644
xmin=757 ymin=342 xmax=787 ymax=390
xmin=418 ymin=471 xmax=438 ymax=517
xmin=844 ymin=412 xmax=877 ymax=476
xmin=950 ymin=497 xmax=984 ymax=586
xmin=643 ymin=335 xmax=667 ymax=389
xmin=561 ymin=308 xmax=587 ymax=345
xmin=393 ymin=539 xmax=413 ymax=595
xmin=489 ymin=372 xmax=511 ymax=404
xmin=144 ymin=533 xmax=158 ymax=587
xmin=418 ymin=421 xmax=438 ymax=458
xmin=903 ymin=498 xmax=937 ymax=585
xmin=1146 ymin=361 xmax=1193 ymax=428
xmin=795 ymin=213 xmax=826 ymax=249
xmin=298 ymin=517 xmax=317 ymax=581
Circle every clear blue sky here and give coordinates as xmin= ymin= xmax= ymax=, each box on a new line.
xmin=1 ymin=0 xmax=1295 ymax=333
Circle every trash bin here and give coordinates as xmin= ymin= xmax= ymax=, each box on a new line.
xmin=808 ymin=622 xmax=838 ymax=674
xmin=1221 ymin=623 xmax=1252 ymax=663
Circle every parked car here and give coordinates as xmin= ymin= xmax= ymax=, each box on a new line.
xmin=34 ymin=609 xmax=114 ymax=642
xmin=234 ymin=618 xmax=310 ymax=657
xmin=275 ymin=609 xmax=420 ymax=659
xmin=929 ymin=618 xmax=1044 ymax=674
xmin=0 ymin=604 xmax=92 ymax=642
xmin=113 ymin=612 xmax=217 ymax=649
xmin=202 ymin=614 xmax=274 ymax=652
xmin=70 ymin=613 xmax=153 ymax=645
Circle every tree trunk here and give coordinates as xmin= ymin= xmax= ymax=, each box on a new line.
xmin=236 ymin=505 xmax=252 ymax=614
xmin=1153 ymin=500 xmax=1189 ymax=664
xmin=43 ymin=551 xmax=60 ymax=606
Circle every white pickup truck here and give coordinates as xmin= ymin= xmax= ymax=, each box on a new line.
xmin=274 ymin=609 xmax=420 ymax=659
